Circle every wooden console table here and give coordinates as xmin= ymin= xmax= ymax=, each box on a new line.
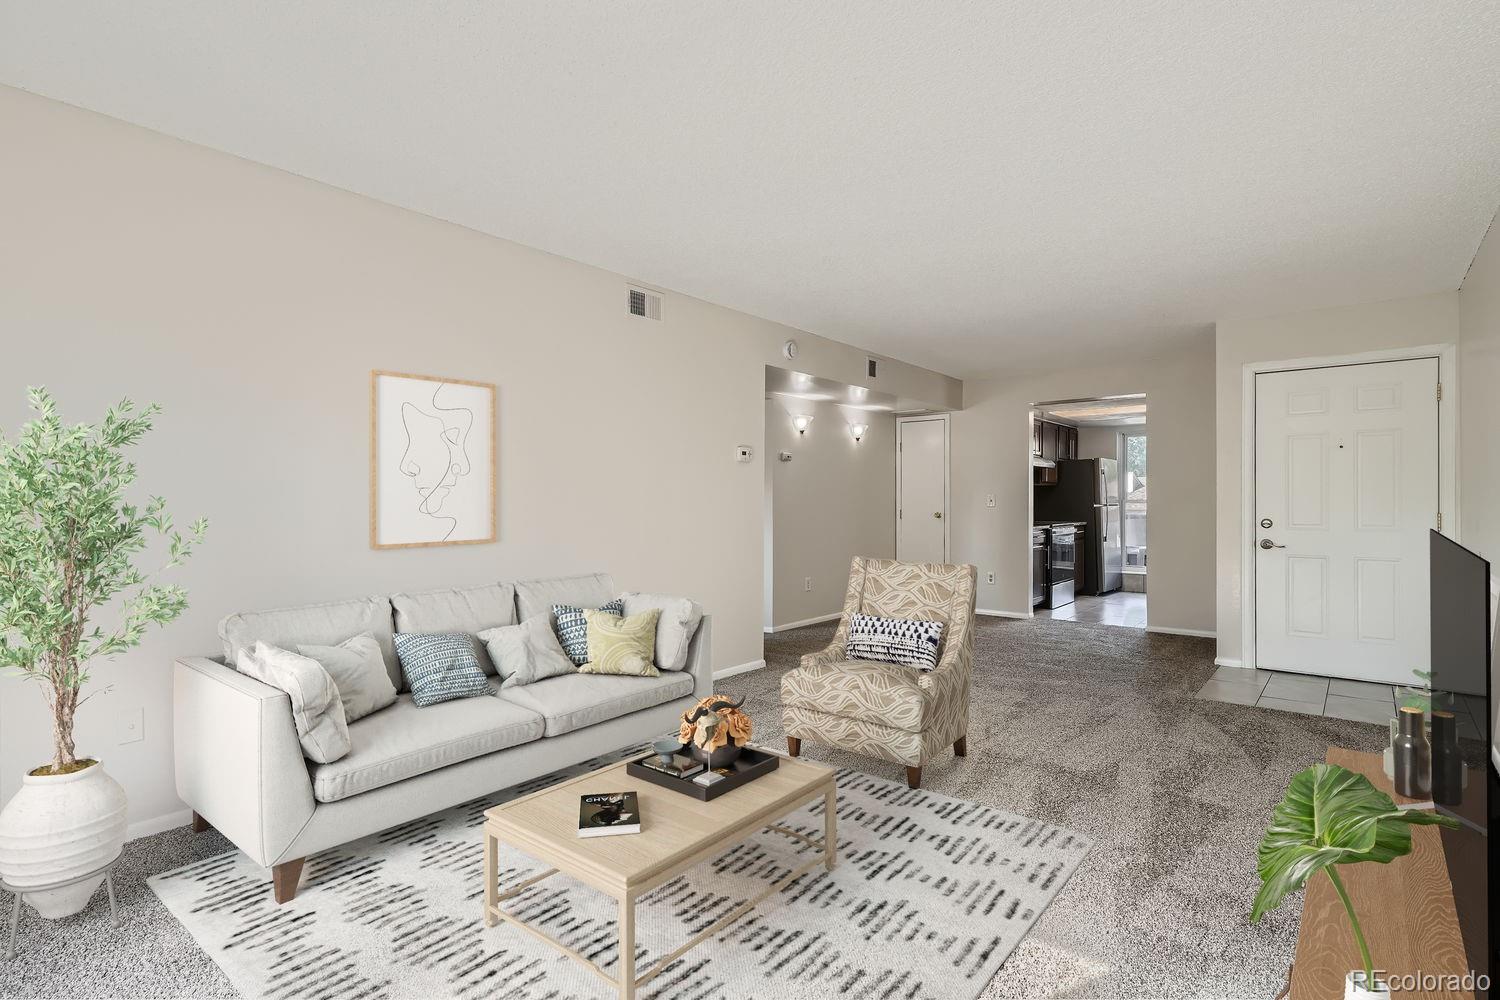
xmin=1288 ymin=747 xmax=1476 ymax=999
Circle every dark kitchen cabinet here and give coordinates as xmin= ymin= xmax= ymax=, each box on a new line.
xmin=1041 ymin=421 xmax=1060 ymax=461
xmin=1031 ymin=419 xmax=1043 ymax=457
xmin=1061 ymin=425 xmax=1078 ymax=460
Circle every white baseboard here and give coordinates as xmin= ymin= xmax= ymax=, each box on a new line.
xmin=1213 ymin=657 xmax=1246 ymax=668
xmin=764 ymin=612 xmax=841 ymax=634
xmin=127 ymin=808 xmax=192 ymax=843
xmin=976 ymin=608 xmax=1031 ymax=619
xmin=714 ymin=659 xmax=766 ymax=681
xmin=1146 ymin=625 xmax=1216 ymax=638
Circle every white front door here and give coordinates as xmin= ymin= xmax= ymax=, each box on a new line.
xmin=1253 ymin=358 xmax=1439 ymax=682
xmin=897 ymin=415 xmax=948 ymax=563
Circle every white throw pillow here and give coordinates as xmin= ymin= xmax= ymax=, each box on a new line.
xmin=478 ymin=615 xmax=577 ymax=688
xmin=298 ymin=632 xmax=399 ymax=723
xmin=238 ymin=641 xmax=352 ymax=763
xmin=621 ymin=593 xmax=703 ymax=671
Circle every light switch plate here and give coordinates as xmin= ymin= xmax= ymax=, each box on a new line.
xmin=735 ymin=445 xmax=753 ymax=463
xmin=985 ymin=494 xmax=996 ymax=508
xmin=118 ymin=706 xmax=144 ymax=745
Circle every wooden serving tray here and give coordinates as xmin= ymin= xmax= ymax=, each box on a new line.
xmin=626 ymin=747 xmax=781 ymax=801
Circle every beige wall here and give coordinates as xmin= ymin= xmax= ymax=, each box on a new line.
xmin=0 ymin=87 xmax=960 ymax=832
xmin=1213 ymin=292 xmax=1461 ymax=665
xmin=951 ymin=343 xmax=1215 ymax=631
xmin=764 ymin=398 xmax=894 ymax=628
xmin=1459 ymin=219 xmax=1500 ymax=565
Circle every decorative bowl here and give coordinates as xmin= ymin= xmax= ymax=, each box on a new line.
xmin=652 ymin=738 xmax=684 ymax=766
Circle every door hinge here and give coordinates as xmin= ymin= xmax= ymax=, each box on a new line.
xmin=1437 ymin=512 xmax=1443 ymax=531
xmin=1436 ymin=382 xmax=1443 ymax=402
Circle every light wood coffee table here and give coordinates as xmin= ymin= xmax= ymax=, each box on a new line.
xmin=482 ymin=752 xmax=837 ymax=999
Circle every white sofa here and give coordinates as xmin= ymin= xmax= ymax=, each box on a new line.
xmin=173 ymin=573 xmax=710 ymax=902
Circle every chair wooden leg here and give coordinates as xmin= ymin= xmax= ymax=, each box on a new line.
xmin=786 ymin=736 xmax=801 ymax=757
xmin=954 ymin=736 xmax=967 ymax=757
xmin=272 ymin=858 xmax=305 ymax=904
xmin=190 ymin=811 xmax=213 ymax=834
xmin=905 ymin=766 xmax=922 ymax=789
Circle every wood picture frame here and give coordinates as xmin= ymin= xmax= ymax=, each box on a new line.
xmin=370 ymin=369 xmax=496 ymax=549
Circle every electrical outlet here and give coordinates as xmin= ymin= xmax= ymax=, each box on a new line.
xmin=804 ymin=577 xmax=813 ymax=592
xmin=985 ymin=493 xmax=996 ymax=508
xmin=118 ymin=706 xmax=144 ymax=745
xmin=986 ymin=571 xmax=996 ymax=585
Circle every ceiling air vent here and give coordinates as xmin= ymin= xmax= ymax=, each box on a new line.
xmin=628 ymin=287 xmax=662 ymax=320
xmin=867 ymin=357 xmax=879 ymax=378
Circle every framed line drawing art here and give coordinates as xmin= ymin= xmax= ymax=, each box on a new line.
xmin=370 ymin=370 xmax=496 ymax=549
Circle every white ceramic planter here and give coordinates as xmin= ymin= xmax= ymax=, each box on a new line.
xmin=1345 ymin=970 xmax=1391 ymax=999
xmin=0 ymin=758 xmax=127 ymax=917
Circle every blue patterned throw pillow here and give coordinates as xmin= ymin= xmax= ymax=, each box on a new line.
xmin=552 ymin=599 xmax=624 ymax=665
xmin=394 ymin=633 xmax=490 ymax=707
xmin=846 ymin=613 xmax=945 ymax=671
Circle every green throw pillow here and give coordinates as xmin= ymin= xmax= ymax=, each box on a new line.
xmin=579 ymin=608 xmax=661 ymax=677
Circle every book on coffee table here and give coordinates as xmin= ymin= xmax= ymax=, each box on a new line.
xmin=635 ymin=754 xmax=704 ymax=780
xmin=577 ymin=792 xmax=641 ymax=838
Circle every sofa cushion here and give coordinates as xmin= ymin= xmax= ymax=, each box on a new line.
xmin=311 ymin=684 xmax=543 ymax=802
xmin=514 ymin=573 xmax=617 ymax=623
xmin=498 ymin=670 xmax=693 ymax=737
xmin=237 ymin=642 xmax=351 ymax=764
xmin=478 ymin=615 xmax=576 ymax=688
xmin=390 ymin=583 xmax=517 ymax=676
xmin=221 ymin=596 xmax=399 ymax=690
xmin=579 ymin=608 xmax=660 ymax=677
xmin=298 ymin=632 xmax=399 ymax=723
xmin=554 ymin=598 xmax=624 ymax=665
xmin=394 ymin=633 xmax=491 ymax=707
xmin=621 ymin=593 xmax=703 ymax=671
xmin=846 ymin=613 xmax=944 ymax=671
xmin=779 ymin=658 xmax=927 ymax=734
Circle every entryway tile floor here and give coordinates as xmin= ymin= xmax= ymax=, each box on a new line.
xmin=1194 ymin=666 xmax=1486 ymax=735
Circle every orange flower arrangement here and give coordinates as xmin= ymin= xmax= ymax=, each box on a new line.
xmin=679 ymin=694 xmax=753 ymax=752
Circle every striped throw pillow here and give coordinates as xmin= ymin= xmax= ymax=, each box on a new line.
xmin=552 ymin=598 xmax=624 ymax=665
xmin=394 ymin=633 xmax=490 ymax=707
xmin=846 ymin=613 xmax=945 ymax=671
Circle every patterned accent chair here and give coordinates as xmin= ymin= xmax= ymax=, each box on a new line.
xmin=780 ymin=557 xmax=977 ymax=788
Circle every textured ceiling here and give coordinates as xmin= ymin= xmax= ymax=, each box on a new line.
xmin=3 ymin=3 xmax=1498 ymax=377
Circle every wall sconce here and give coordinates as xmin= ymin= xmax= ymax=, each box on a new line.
xmin=848 ymin=422 xmax=868 ymax=443
xmin=791 ymin=414 xmax=814 ymax=435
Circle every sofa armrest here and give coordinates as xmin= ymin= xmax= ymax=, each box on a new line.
xmin=173 ymin=656 xmax=316 ymax=867
xmin=680 ymin=614 xmax=714 ymax=699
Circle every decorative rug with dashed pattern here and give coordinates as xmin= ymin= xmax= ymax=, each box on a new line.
xmin=149 ymin=750 xmax=1089 ymax=1000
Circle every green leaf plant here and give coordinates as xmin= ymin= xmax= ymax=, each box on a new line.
xmin=1251 ymin=763 xmax=1458 ymax=991
xmin=0 ymin=388 xmax=206 ymax=774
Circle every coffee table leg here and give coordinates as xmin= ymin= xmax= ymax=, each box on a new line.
xmin=482 ymin=829 xmax=498 ymax=928
xmin=824 ymin=785 xmax=838 ymax=871
xmin=619 ymin=894 xmax=636 ymax=999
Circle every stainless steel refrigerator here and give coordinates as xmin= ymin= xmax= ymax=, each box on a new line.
xmin=1034 ymin=457 xmax=1123 ymax=595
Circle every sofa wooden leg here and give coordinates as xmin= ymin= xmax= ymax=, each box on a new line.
xmin=272 ymin=858 xmax=305 ymax=904
xmin=954 ymin=736 xmax=967 ymax=757
xmin=787 ymin=736 xmax=801 ymax=757
xmin=906 ymin=766 xmax=922 ymax=789
xmin=190 ymin=811 xmax=213 ymax=834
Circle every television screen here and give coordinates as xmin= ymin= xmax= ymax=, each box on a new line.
xmin=1429 ymin=530 xmax=1492 ymax=763
xmin=1427 ymin=530 xmax=1493 ymax=993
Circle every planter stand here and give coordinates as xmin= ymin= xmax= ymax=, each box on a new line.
xmin=3 ymin=861 xmax=119 ymax=960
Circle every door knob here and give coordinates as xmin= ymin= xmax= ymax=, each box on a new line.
xmin=1259 ymin=538 xmax=1285 ymax=550
xmin=933 ymin=512 xmax=943 ymax=519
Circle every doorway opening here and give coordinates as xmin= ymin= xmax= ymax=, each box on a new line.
xmin=1030 ymin=394 xmax=1147 ymax=629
